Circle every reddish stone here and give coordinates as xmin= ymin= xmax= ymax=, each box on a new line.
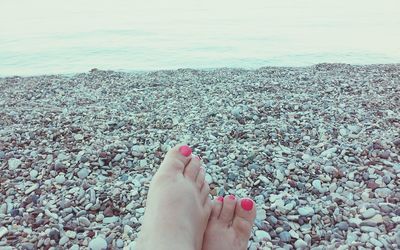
xmin=367 ymin=180 xmax=379 ymax=190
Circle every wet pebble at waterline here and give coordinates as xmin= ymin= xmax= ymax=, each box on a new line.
xmin=0 ymin=64 xmax=399 ymax=249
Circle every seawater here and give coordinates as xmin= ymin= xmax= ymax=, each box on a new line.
xmin=1 ymin=0 xmax=399 ymax=76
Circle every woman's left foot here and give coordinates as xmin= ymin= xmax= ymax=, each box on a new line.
xmin=136 ymin=144 xmax=212 ymax=250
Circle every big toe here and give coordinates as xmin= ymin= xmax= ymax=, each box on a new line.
xmin=158 ymin=144 xmax=193 ymax=175
xmin=232 ymin=198 xmax=256 ymax=238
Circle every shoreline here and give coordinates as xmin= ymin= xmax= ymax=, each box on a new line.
xmin=1 ymin=63 xmax=400 ymax=79
xmin=0 ymin=63 xmax=399 ymax=249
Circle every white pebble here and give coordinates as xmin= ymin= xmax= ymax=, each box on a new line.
xmin=30 ymin=170 xmax=39 ymax=179
xmin=88 ymin=236 xmax=108 ymax=250
xmin=8 ymin=158 xmax=21 ymax=170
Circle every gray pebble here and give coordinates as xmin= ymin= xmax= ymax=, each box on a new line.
xmin=79 ymin=217 xmax=91 ymax=227
xmin=30 ymin=170 xmax=38 ymax=179
xmin=298 ymin=206 xmax=314 ymax=216
xmin=8 ymin=158 xmax=21 ymax=170
xmin=362 ymin=208 xmax=377 ymax=219
xmin=279 ymin=231 xmax=291 ymax=242
xmin=55 ymin=174 xmax=66 ymax=184
xmin=294 ymin=239 xmax=308 ymax=249
xmin=116 ymin=239 xmax=124 ymax=248
xmin=77 ymin=168 xmax=90 ymax=179
xmin=59 ymin=236 xmax=69 ymax=245
xmin=88 ymin=236 xmax=107 ymax=250
xmin=336 ymin=221 xmax=349 ymax=231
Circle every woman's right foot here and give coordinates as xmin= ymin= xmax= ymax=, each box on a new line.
xmin=202 ymin=195 xmax=256 ymax=250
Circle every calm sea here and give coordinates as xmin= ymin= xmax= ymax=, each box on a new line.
xmin=1 ymin=0 xmax=399 ymax=76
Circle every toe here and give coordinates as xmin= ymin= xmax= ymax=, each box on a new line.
xmin=232 ymin=198 xmax=256 ymax=237
xmin=158 ymin=144 xmax=193 ymax=174
xmin=195 ymin=167 xmax=205 ymax=189
xmin=200 ymin=181 xmax=211 ymax=205
xmin=184 ymin=155 xmax=201 ymax=181
xmin=218 ymin=195 xmax=237 ymax=225
xmin=210 ymin=196 xmax=224 ymax=219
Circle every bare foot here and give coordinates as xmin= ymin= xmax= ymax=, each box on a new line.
xmin=202 ymin=195 xmax=256 ymax=250
xmin=136 ymin=144 xmax=212 ymax=250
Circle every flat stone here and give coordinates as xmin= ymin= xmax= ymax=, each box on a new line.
xmin=66 ymin=230 xmax=77 ymax=239
xmin=336 ymin=221 xmax=349 ymax=231
xmin=362 ymin=208 xmax=377 ymax=219
xmin=30 ymin=170 xmax=38 ymax=179
xmin=55 ymin=174 xmax=66 ymax=184
xmin=8 ymin=158 xmax=21 ymax=170
xmin=0 ymin=227 xmax=8 ymax=239
xmin=279 ymin=231 xmax=291 ymax=242
xmin=103 ymin=216 xmax=119 ymax=224
xmin=298 ymin=206 xmax=314 ymax=216
xmin=294 ymin=239 xmax=308 ymax=249
xmin=88 ymin=236 xmax=107 ymax=250
xmin=375 ymin=188 xmax=392 ymax=198
xmin=25 ymin=183 xmax=39 ymax=195
xmin=74 ymin=134 xmax=84 ymax=140
xmin=79 ymin=217 xmax=91 ymax=227
xmin=77 ymin=168 xmax=90 ymax=179
xmin=370 ymin=238 xmax=383 ymax=247
xmin=59 ymin=236 xmax=69 ymax=245
xmin=205 ymin=173 xmax=213 ymax=183
xmin=360 ymin=226 xmax=381 ymax=233
xmin=348 ymin=217 xmax=362 ymax=227
xmin=254 ymin=230 xmax=271 ymax=242
xmin=116 ymin=239 xmax=124 ymax=248
xmin=346 ymin=232 xmax=358 ymax=244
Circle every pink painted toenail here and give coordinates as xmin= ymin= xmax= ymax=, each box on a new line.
xmin=217 ymin=196 xmax=224 ymax=202
xmin=179 ymin=145 xmax=192 ymax=157
xmin=228 ymin=194 xmax=235 ymax=200
xmin=241 ymin=198 xmax=254 ymax=211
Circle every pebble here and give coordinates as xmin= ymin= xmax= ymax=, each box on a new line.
xmin=370 ymin=238 xmax=383 ymax=247
xmin=66 ymin=230 xmax=77 ymax=239
xmin=0 ymin=227 xmax=8 ymax=239
xmin=88 ymin=236 xmax=108 ymax=250
xmin=29 ymin=170 xmax=38 ymax=179
xmin=59 ymin=236 xmax=69 ymax=245
xmin=103 ymin=216 xmax=119 ymax=224
xmin=254 ymin=230 xmax=271 ymax=242
xmin=298 ymin=206 xmax=314 ymax=216
xmin=374 ymin=188 xmax=392 ymax=198
xmin=25 ymin=183 xmax=39 ymax=195
xmin=362 ymin=208 xmax=377 ymax=219
xmin=336 ymin=221 xmax=349 ymax=231
xmin=78 ymin=168 xmax=90 ymax=179
xmin=279 ymin=231 xmax=291 ymax=242
xmin=294 ymin=239 xmax=308 ymax=249
xmin=55 ymin=174 xmax=66 ymax=184
xmin=0 ymin=150 xmax=4 ymax=159
xmin=116 ymin=239 xmax=124 ymax=248
xmin=8 ymin=158 xmax=21 ymax=170
xmin=79 ymin=217 xmax=91 ymax=227
xmin=74 ymin=134 xmax=84 ymax=141
xmin=205 ymin=173 xmax=213 ymax=183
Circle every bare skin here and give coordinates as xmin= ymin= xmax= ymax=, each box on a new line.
xmin=136 ymin=144 xmax=212 ymax=250
xmin=202 ymin=195 xmax=256 ymax=250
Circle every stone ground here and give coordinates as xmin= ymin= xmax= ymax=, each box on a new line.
xmin=0 ymin=64 xmax=399 ymax=249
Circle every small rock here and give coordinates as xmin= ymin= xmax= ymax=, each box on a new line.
xmin=336 ymin=221 xmax=349 ymax=231
xmin=254 ymin=230 xmax=270 ymax=242
xmin=74 ymin=134 xmax=84 ymax=141
xmin=8 ymin=158 xmax=21 ymax=170
xmin=205 ymin=173 xmax=213 ymax=183
xmin=70 ymin=245 xmax=80 ymax=250
xmin=294 ymin=239 xmax=308 ymax=249
xmin=103 ymin=216 xmax=119 ymax=224
xmin=375 ymin=188 xmax=392 ymax=198
xmin=55 ymin=174 xmax=66 ymax=184
xmin=79 ymin=217 xmax=91 ymax=227
xmin=370 ymin=238 xmax=383 ymax=247
xmin=66 ymin=230 xmax=77 ymax=239
xmin=0 ymin=227 xmax=8 ymax=239
xmin=116 ymin=239 xmax=124 ymax=248
xmin=88 ymin=236 xmax=108 ymax=250
xmin=395 ymin=230 xmax=400 ymax=245
xmin=77 ymin=168 xmax=90 ymax=179
xmin=59 ymin=236 xmax=69 ymax=245
xmin=362 ymin=208 xmax=377 ymax=219
xmin=30 ymin=170 xmax=38 ymax=179
xmin=279 ymin=231 xmax=291 ymax=242
xmin=0 ymin=150 xmax=5 ymax=159
xmin=256 ymin=208 xmax=267 ymax=221
xmin=25 ymin=183 xmax=39 ymax=195
xmin=298 ymin=206 xmax=314 ymax=216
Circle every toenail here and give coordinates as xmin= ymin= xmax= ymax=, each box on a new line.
xmin=217 ymin=196 xmax=224 ymax=202
xmin=228 ymin=194 xmax=235 ymax=200
xmin=241 ymin=198 xmax=254 ymax=211
xmin=179 ymin=145 xmax=192 ymax=157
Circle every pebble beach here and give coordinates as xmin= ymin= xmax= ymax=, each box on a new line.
xmin=0 ymin=63 xmax=399 ymax=249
